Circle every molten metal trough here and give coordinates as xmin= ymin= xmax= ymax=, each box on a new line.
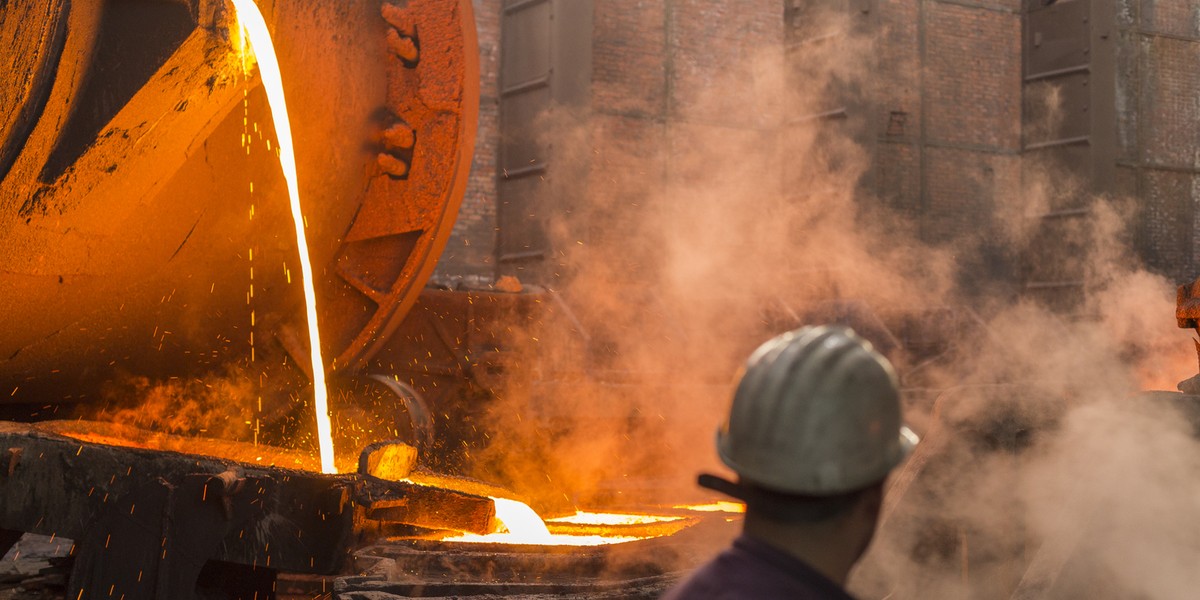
xmin=0 ymin=421 xmax=509 ymax=598
xmin=0 ymin=420 xmax=735 ymax=598
xmin=336 ymin=506 xmax=741 ymax=599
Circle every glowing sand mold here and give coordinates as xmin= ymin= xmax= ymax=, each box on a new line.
xmin=231 ymin=0 xmax=337 ymax=473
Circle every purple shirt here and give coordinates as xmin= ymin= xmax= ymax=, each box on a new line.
xmin=663 ymin=534 xmax=857 ymax=600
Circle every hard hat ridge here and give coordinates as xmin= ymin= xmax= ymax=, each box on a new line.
xmin=737 ymin=327 xmax=858 ymax=449
xmin=712 ymin=325 xmax=916 ymax=497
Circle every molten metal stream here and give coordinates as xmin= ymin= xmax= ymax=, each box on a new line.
xmin=492 ymin=497 xmax=554 ymax=543
xmin=231 ymin=0 xmax=337 ymax=473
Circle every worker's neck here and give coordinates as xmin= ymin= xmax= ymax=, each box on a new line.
xmin=742 ymin=511 xmax=870 ymax=587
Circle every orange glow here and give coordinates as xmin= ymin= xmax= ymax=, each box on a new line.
xmin=43 ymin=421 xmax=320 ymax=470
xmin=547 ymin=511 xmax=683 ymax=526
xmin=440 ymin=498 xmax=641 ymax=546
xmin=491 ymin=497 xmax=552 ymax=542
xmin=231 ymin=0 xmax=337 ymax=473
xmin=673 ymin=501 xmax=746 ymax=513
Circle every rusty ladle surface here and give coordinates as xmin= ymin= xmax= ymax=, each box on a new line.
xmin=0 ymin=1 xmax=479 ymax=595
xmin=0 ymin=0 xmax=478 ymax=404
xmin=0 ymin=419 xmax=504 ymax=599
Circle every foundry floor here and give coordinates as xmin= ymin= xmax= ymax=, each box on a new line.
xmin=0 ymin=534 xmax=71 ymax=599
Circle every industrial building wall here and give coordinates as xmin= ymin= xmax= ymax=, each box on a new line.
xmin=434 ymin=0 xmax=785 ymax=285
xmin=874 ymin=0 xmax=1023 ymax=247
xmin=434 ymin=0 xmax=501 ymax=282
xmin=584 ymin=0 xmax=784 ymax=278
xmin=1117 ymin=0 xmax=1200 ymax=284
xmin=826 ymin=0 xmax=1025 ymax=298
xmin=436 ymin=0 xmax=1029 ymax=288
xmin=789 ymin=0 xmax=1200 ymax=301
xmin=434 ymin=0 xmax=1200 ymax=294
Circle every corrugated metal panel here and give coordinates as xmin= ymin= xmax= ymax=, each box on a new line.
xmin=1025 ymin=0 xmax=1090 ymax=77
xmin=784 ymin=0 xmax=875 ymax=196
xmin=1019 ymin=0 xmax=1118 ymax=308
xmin=1021 ymin=2 xmax=1092 ymax=305
xmin=1022 ymin=0 xmax=1093 ymax=174
xmin=495 ymin=0 xmax=592 ymax=273
xmin=497 ymin=0 xmax=552 ymax=264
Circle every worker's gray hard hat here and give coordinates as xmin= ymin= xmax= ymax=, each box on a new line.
xmin=709 ymin=325 xmax=918 ymax=496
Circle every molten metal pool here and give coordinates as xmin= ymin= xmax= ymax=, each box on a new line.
xmin=440 ymin=498 xmax=701 ymax=546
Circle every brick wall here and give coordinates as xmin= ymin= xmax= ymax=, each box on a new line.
xmin=913 ymin=2 xmax=1021 ymax=286
xmin=438 ymin=0 xmax=1029 ymax=284
xmin=433 ymin=0 xmax=500 ymax=280
xmin=1119 ymin=0 xmax=1200 ymax=282
xmin=1139 ymin=37 xmax=1200 ymax=169
xmin=854 ymin=0 xmax=1023 ymax=290
xmin=1135 ymin=0 xmax=1200 ymax=39
xmin=587 ymin=0 xmax=783 ymax=267
xmin=586 ymin=0 xmax=670 ymax=259
xmin=592 ymin=0 xmax=668 ymax=119
xmin=439 ymin=0 xmax=783 ymax=282
xmin=437 ymin=0 xmax=1200 ymax=289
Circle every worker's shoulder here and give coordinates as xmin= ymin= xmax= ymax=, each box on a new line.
xmin=662 ymin=537 xmax=856 ymax=600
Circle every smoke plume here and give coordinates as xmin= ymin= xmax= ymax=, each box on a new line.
xmin=463 ymin=7 xmax=1200 ymax=597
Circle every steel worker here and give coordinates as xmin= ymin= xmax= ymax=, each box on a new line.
xmin=664 ymin=325 xmax=918 ymax=599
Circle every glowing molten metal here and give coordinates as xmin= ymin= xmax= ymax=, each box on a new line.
xmin=230 ymin=0 xmax=337 ymax=473
xmin=548 ymin=511 xmax=684 ymax=526
xmin=672 ymin=501 xmax=746 ymax=513
xmin=440 ymin=498 xmax=699 ymax=546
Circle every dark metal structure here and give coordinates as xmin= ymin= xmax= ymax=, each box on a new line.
xmin=495 ymin=0 xmax=593 ymax=276
xmin=1020 ymin=0 xmax=1200 ymax=305
xmin=334 ymin=515 xmax=734 ymax=600
xmin=0 ymin=420 xmax=506 ymax=599
xmin=1019 ymin=0 xmax=1118 ymax=309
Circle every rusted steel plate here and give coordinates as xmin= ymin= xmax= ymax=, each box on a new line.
xmin=319 ymin=0 xmax=480 ymax=373
xmin=0 ymin=0 xmax=68 ymax=181
xmin=0 ymin=419 xmax=515 ymax=598
xmin=0 ymin=0 xmax=478 ymax=406
xmin=0 ymin=4 xmax=246 ymax=399
xmin=1177 ymin=278 xmax=1200 ymax=328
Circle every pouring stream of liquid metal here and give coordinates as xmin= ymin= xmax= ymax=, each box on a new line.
xmin=230 ymin=0 xmax=337 ymax=473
